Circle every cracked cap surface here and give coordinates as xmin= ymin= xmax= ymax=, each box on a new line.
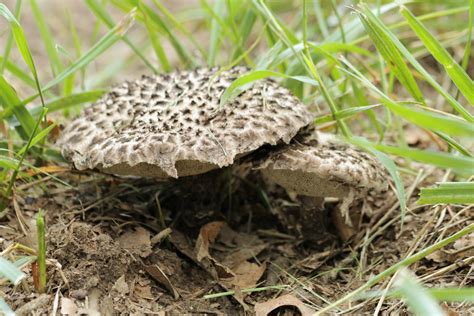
xmin=255 ymin=127 xmax=388 ymax=197
xmin=58 ymin=66 xmax=313 ymax=178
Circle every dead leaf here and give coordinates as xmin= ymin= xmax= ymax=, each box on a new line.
xmin=134 ymin=282 xmax=154 ymax=300
xmin=145 ymin=264 xmax=179 ymax=299
xmin=170 ymin=225 xmax=264 ymax=310
xmin=254 ymin=294 xmax=315 ymax=316
xmin=441 ymin=302 xmax=459 ymax=316
xmin=226 ymin=261 xmax=266 ymax=289
xmin=331 ymin=205 xmax=361 ymax=242
xmin=453 ymin=235 xmax=473 ymax=250
xmin=299 ymin=249 xmax=336 ymax=271
xmin=60 ymin=297 xmax=78 ymax=315
xmin=195 ymin=221 xmax=225 ymax=261
xmin=118 ymin=227 xmax=152 ymax=257
xmin=85 ymin=288 xmax=102 ymax=316
xmin=169 ymin=230 xmax=196 ymax=260
xmin=427 ymin=250 xmax=447 ymax=263
xmin=222 ymin=244 xmax=267 ymax=268
xmin=112 ymin=275 xmax=129 ymax=296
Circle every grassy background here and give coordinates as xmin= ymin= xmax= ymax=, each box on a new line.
xmin=0 ymin=0 xmax=473 ymax=314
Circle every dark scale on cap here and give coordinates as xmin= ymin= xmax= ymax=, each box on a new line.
xmin=58 ymin=66 xmax=313 ymax=178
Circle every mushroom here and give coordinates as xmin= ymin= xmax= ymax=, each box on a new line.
xmin=254 ymin=126 xmax=388 ymax=240
xmin=58 ymin=66 xmax=388 ymax=240
xmin=57 ymin=67 xmax=313 ymax=179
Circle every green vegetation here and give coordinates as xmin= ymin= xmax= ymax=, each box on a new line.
xmin=0 ymin=0 xmax=472 ymax=314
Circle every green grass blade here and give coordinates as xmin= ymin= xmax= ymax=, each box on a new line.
xmin=16 ymin=123 xmax=56 ymax=157
xmin=460 ymin=0 xmax=473 ymax=76
xmin=0 ymin=156 xmax=19 ymax=170
xmin=394 ymin=270 xmax=445 ymax=316
xmin=400 ymin=5 xmax=474 ymax=105
xmin=254 ymin=0 xmax=298 ymax=44
xmin=373 ymin=143 xmax=474 ymax=174
xmin=14 ymin=256 xmax=37 ymax=268
xmin=206 ymin=0 xmax=226 ymax=66
xmin=357 ymin=6 xmax=425 ymax=103
xmin=150 ymin=0 xmax=207 ymax=59
xmin=0 ymin=75 xmax=36 ymax=139
xmin=315 ymin=104 xmax=382 ymax=124
xmin=85 ymin=0 xmax=157 ymax=73
xmin=427 ymin=288 xmax=474 ymax=302
xmin=112 ymin=0 xmax=194 ymax=67
xmin=339 ymin=57 xmax=474 ymax=137
xmin=36 ymin=209 xmax=46 ymax=294
xmin=313 ymin=0 xmax=329 ymax=38
xmin=382 ymin=102 xmax=474 ymax=138
xmin=1 ymin=90 xmax=104 ymax=124
xmin=303 ymin=0 xmax=349 ymax=136
xmin=84 ymin=49 xmax=139 ymax=88
xmin=0 ymin=0 xmax=22 ymax=75
xmin=0 ymin=256 xmax=25 ymax=285
xmin=29 ymin=0 xmax=63 ymax=76
xmin=418 ymin=182 xmax=474 ymax=204
xmin=43 ymin=90 xmax=106 ymax=113
xmin=38 ymin=9 xmax=136 ymax=95
xmin=231 ymin=9 xmax=257 ymax=61
xmin=315 ymin=223 xmax=474 ymax=314
xmin=220 ymin=69 xmax=318 ymax=106
xmin=350 ymin=137 xmax=407 ymax=219
xmin=0 ymin=56 xmax=37 ymax=89
xmin=67 ymin=8 xmax=84 ymax=91
xmin=350 ymin=79 xmax=385 ymax=139
xmin=0 ymin=2 xmax=46 ymax=113
xmin=326 ymin=2 xmax=399 ymax=43
xmin=368 ymin=287 xmax=474 ymax=302
xmin=0 ymin=108 xmax=48 ymax=212
xmin=358 ymin=4 xmax=473 ymax=122
xmin=138 ymin=2 xmax=170 ymax=72
xmin=434 ymin=132 xmax=472 ymax=157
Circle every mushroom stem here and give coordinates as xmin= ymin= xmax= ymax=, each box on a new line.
xmin=298 ymin=195 xmax=327 ymax=241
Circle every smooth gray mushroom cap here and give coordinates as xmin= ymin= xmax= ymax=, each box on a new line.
xmin=57 ymin=67 xmax=313 ymax=178
xmin=256 ymin=129 xmax=388 ymax=198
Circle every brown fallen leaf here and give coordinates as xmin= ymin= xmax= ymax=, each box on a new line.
xmin=441 ymin=302 xmax=459 ymax=316
xmin=169 ymin=224 xmax=265 ymax=310
xmin=226 ymin=261 xmax=266 ymax=289
xmin=195 ymin=221 xmax=225 ymax=261
xmin=60 ymin=297 xmax=78 ymax=315
xmin=145 ymin=264 xmax=179 ymax=299
xmin=331 ymin=205 xmax=361 ymax=242
xmin=118 ymin=227 xmax=152 ymax=257
xmin=134 ymin=281 xmax=155 ymax=300
xmin=222 ymin=244 xmax=268 ymax=268
xmin=169 ymin=230 xmax=196 ymax=260
xmin=112 ymin=275 xmax=129 ymax=296
xmin=254 ymin=294 xmax=315 ymax=316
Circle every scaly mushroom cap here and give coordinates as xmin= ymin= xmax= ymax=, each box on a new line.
xmin=256 ymin=128 xmax=388 ymax=197
xmin=58 ymin=67 xmax=313 ymax=178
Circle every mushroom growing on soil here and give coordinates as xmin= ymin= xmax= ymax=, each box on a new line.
xmin=58 ymin=66 xmax=388 ymax=241
xmin=254 ymin=126 xmax=388 ymax=240
xmin=57 ymin=67 xmax=313 ymax=179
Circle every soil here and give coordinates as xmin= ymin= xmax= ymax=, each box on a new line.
xmin=1 ymin=166 xmax=473 ymax=314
